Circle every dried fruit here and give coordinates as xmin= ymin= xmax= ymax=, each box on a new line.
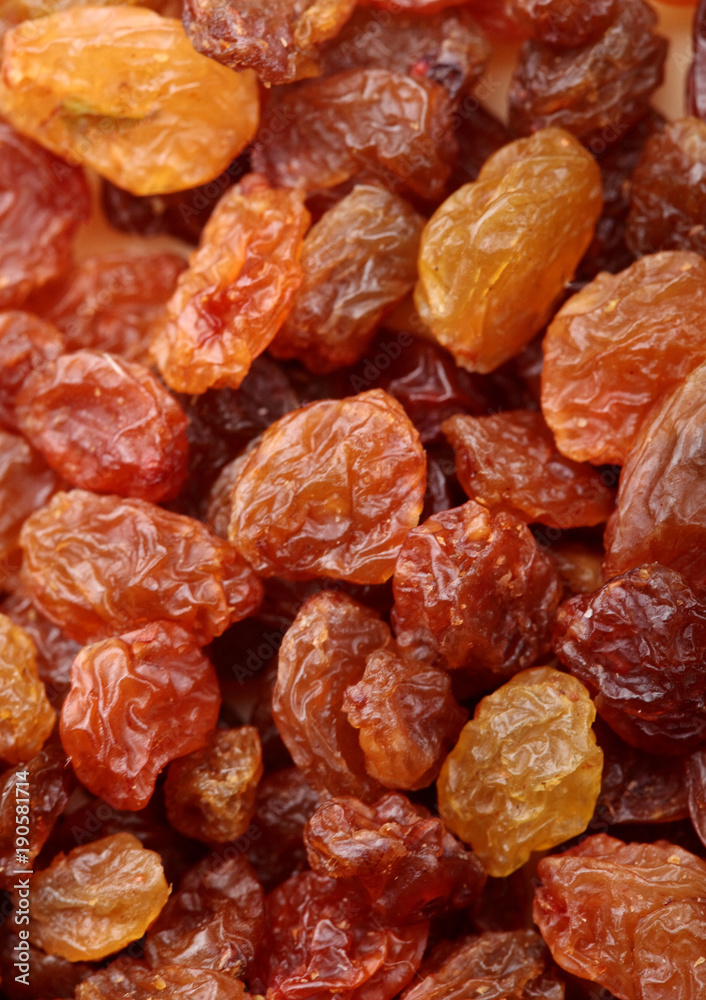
xmin=229 ymin=390 xmax=426 ymax=584
xmin=77 ymin=963 xmax=249 ymax=1000
xmin=688 ymin=0 xmax=706 ymax=121
xmin=687 ymin=749 xmax=706 ymax=848
xmin=30 ymin=832 xmax=169 ymax=961
xmin=60 ymin=622 xmax=221 ymax=810
xmin=0 ymin=7 xmax=260 ymax=194
xmin=512 ymin=0 xmax=617 ymax=47
xmin=438 ymin=666 xmax=602 ymax=877
xmin=16 ymin=350 xmax=188 ymax=501
xmin=0 ymin=613 xmax=55 ymax=764
xmin=247 ymin=767 xmax=320 ymax=890
xmin=553 ymin=563 xmax=706 ymax=756
xmin=153 ymin=175 xmax=310 ymax=394
xmin=0 ymin=429 xmax=59 ymax=561
xmin=164 ymin=726 xmax=263 ymax=843
xmin=20 ymin=489 xmax=263 ymax=644
xmin=414 ymin=128 xmax=602 ymax=373
xmin=443 ymin=410 xmax=615 ymax=528
xmin=541 ymin=251 xmax=706 ymax=466
xmin=0 ymin=311 xmax=65 ymax=431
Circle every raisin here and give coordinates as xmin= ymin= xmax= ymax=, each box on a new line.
xmin=0 ymin=934 xmax=92 ymax=1000
xmin=414 ymin=128 xmax=602 ymax=373
xmin=343 ymin=648 xmax=467 ymax=790
xmin=77 ymin=963 xmax=249 ymax=1000
xmin=143 ymin=854 xmax=265 ymax=978
xmin=27 ymin=252 xmax=186 ymax=362
xmin=443 ymin=410 xmax=615 ymax=528
xmin=20 ymin=489 xmax=263 ymax=644
xmin=625 ymin=117 xmax=706 ymax=257
xmin=0 ymin=118 xmax=89 ymax=309
xmin=153 ymin=175 xmax=310 ymax=394
xmin=686 ymin=749 xmax=706 ymax=848
xmin=164 ymin=726 xmax=263 ymax=843
xmin=257 ymin=870 xmax=428 ymax=1000
xmin=533 ymin=834 xmax=706 ymax=999
xmin=688 ymin=0 xmax=706 ymax=121
xmin=0 ymin=311 xmax=65 ymax=431
xmin=0 ymin=429 xmax=59 ymax=562
xmin=359 ymin=0 xmax=475 ymax=14
xmin=0 ymin=614 xmax=55 ymax=765
xmin=508 ymin=0 xmax=667 ymax=146
xmin=247 ymin=767 xmax=320 ymax=890
xmin=60 ymin=622 xmax=221 ymax=810
xmin=16 ymin=350 xmax=188 ymax=502
xmin=602 ymin=362 xmax=706 ymax=588
xmin=545 ymin=539 xmax=605 ymax=596
xmin=0 ymin=745 xmax=73 ymax=888
xmin=304 ymin=792 xmax=486 ymax=922
xmin=229 ymin=390 xmax=426 ymax=584
xmin=512 ymin=0 xmax=617 ymax=47
xmin=270 ymin=185 xmax=424 ymax=373
xmin=30 ymin=832 xmax=169 ymax=961
xmin=0 ymin=7 xmax=260 ymax=194
xmin=552 ymin=563 xmax=706 ymax=756
xmin=392 ymin=500 xmax=563 ymax=679
xmin=273 ymin=591 xmax=391 ymax=800
xmin=541 ymin=251 xmax=706 ymax=466
xmin=438 ymin=666 xmax=602 ymax=877
xmin=205 ymin=455 xmax=249 ymax=539
xmin=251 ymin=69 xmax=457 ymax=204
xmin=183 ymin=0 xmax=356 ymax=85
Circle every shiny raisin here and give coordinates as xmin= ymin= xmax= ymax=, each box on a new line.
xmin=0 ymin=311 xmax=65 ymax=430
xmin=0 ymin=613 xmax=55 ymax=765
xmin=512 ymin=0 xmax=617 ymax=47
xmin=0 ymin=429 xmax=59 ymax=562
xmin=77 ymin=963 xmax=249 ymax=1000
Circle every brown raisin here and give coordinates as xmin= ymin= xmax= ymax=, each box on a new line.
xmin=0 ymin=311 xmax=65 ymax=431
xmin=247 ymin=767 xmax=320 ymax=891
xmin=689 ymin=0 xmax=706 ymax=121
xmin=77 ymin=963 xmax=249 ymax=1000
xmin=0 ymin=614 xmax=55 ymax=765
xmin=0 ymin=429 xmax=59 ymax=562
xmin=512 ymin=0 xmax=617 ymax=47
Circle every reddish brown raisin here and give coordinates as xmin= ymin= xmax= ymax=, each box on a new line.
xmin=0 ymin=311 xmax=65 ymax=430
xmin=247 ymin=767 xmax=320 ymax=890
xmin=0 ymin=429 xmax=59 ymax=562
xmin=687 ymin=749 xmax=706 ymax=848
xmin=512 ymin=0 xmax=617 ymax=47
xmin=0 ymin=934 xmax=92 ymax=1000
xmin=77 ymin=963 xmax=249 ymax=1000
xmin=688 ymin=0 xmax=706 ymax=121
xmin=545 ymin=539 xmax=605 ymax=596
xmin=0 ymin=613 xmax=55 ymax=764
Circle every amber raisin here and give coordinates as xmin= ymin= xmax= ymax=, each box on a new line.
xmin=0 ymin=614 xmax=55 ymax=765
xmin=77 ymin=963 xmax=249 ymax=1000
xmin=0 ymin=311 xmax=65 ymax=431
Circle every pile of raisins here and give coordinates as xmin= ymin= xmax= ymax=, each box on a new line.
xmin=0 ymin=0 xmax=705 ymax=998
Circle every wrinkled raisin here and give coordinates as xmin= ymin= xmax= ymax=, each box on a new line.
xmin=0 ymin=311 xmax=65 ymax=430
xmin=0 ymin=613 xmax=55 ymax=764
xmin=247 ymin=767 xmax=320 ymax=891
xmin=0 ymin=429 xmax=59 ymax=562
xmin=512 ymin=0 xmax=617 ymax=47
xmin=77 ymin=963 xmax=249 ymax=1000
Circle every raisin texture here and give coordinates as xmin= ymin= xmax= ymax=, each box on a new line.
xmin=553 ymin=563 xmax=706 ymax=756
xmin=0 ymin=7 xmax=260 ymax=194
xmin=270 ymin=185 xmax=424 ymax=373
xmin=687 ymin=749 xmax=706 ymax=848
xmin=252 ymin=68 xmax=457 ymax=203
xmin=77 ymin=964 xmax=249 ymax=1000
xmin=541 ymin=251 xmax=706 ymax=466
xmin=546 ymin=539 xmax=605 ymax=597
xmin=183 ymin=0 xmax=357 ymax=84
xmin=304 ymin=792 xmax=486 ymax=922
xmin=508 ymin=0 xmax=667 ymax=145
xmin=534 ymin=834 xmax=706 ymax=1000
xmin=229 ymin=390 xmax=426 ymax=584
xmin=602 ymin=361 xmax=706 ymax=588
xmin=443 ymin=410 xmax=615 ymax=528
xmin=689 ymin=0 xmax=706 ymax=121
xmin=164 ymin=726 xmax=263 ymax=843
xmin=153 ymin=175 xmax=310 ymax=394
xmin=415 ymin=128 xmax=602 ymax=373
xmin=30 ymin=832 xmax=169 ymax=961
xmin=512 ymin=0 xmax=617 ymax=47
xmin=20 ymin=490 xmax=262 ymax=644
xmin=0 ymin=118 xmax=89 ymax=309
xmin=0 ymin=311 xmax=65 ymax=430
xmin=60 ymin=622 xmax=221 ymax=810
xmin=438 ymin=667 xmax=602 ymax=876
xmin=16 ymin=350 xmax=188 ymax=501
xmin=0 ymin=429 xmax=59 ymax=561
xmin=625 ymin=117 xmax=706 ymax=258
xmin=0 ymin=613 xmax=55 ymax=764
xmin=247 ymin=767 xmax=320 ymax=891
xmin=392 ymin=500 xmax=562 ymax=679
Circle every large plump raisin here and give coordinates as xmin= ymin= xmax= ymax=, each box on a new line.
xmin=542 ymin=251 xmax=706 ymax=466
xmin=20 ymin=490 xmax=262 ymax=644
xmin=438 ymin=667 xmax=602 ymax=876
xmin=0 ymin=7 xmax=260 ymax=194
xmin=16 ymin=350 xmax=188 ymax=502
xmin=0 ymin=311 xmax=65 ymax=430
xmin=414 ymin=128 xmax=601 ymax=373
xmin=60 ymin=622 xmax=221 ymax=810
xmin=0 ymin=429 xmax=59 ymax=562
xmin=553 ymin=563 xmax=706 ymax=756
xmin=30 ymin=832 xmax=169 ymax=961
xmin=153 ymin=175 xmax=310 ymax=394
xmin=229 ymin=390 xmax=426 ymax=584
xmin=0 ymin=613 xmax=55 ymax=764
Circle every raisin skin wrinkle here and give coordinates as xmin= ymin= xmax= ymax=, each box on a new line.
xmin=60 ymin=621 xmax=221 ymax=810
xmin=20 ymin=489 xmax=262 ymax=644
xmin=0 ymin=311 xmax=65 ymax=431
xmin=414 ymin=128 xmax=602 ymax=373
xmin=229 ymin=389 xmax=426 ymax=585
xmin=76 ymin=964 xmax=250 ymax=1000
xmin=30 ymin=832 xmax=169 ymax=962
xmin=512 ymin=0 xmax=617 ymax=48
xmin=0 ymin=613 xmax=55 ymax=765
xmin=0 ymin=428 xmax=60 ymax=562
xmin=438 ymin=666 xmax=603 ymax=877
xmin=0 ymin=6 xmax=260 ymax=195
xmin=16 ymin=350 xmax=188 ymax=502
xmin=689 ymin=0 xmax=706 ymax=122
xmin=553 ymin=563 xmax=706 ymax=756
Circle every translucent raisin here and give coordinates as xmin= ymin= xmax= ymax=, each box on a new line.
xmin=247 ymin=767 xmax=320 ymax=890
xmin=415 ymin=128 xmax=601 ymax=373
xmin=443 ymin=410 xmax=615 ymax=528
xmin=0 ymin=429 xmax=59 ymax=561
xmin=30 ymin=832 xmax=169 ymax=961
xmin=164 ymin=726 xmax=263 ymax=843
xmin=229 ymin=390 xmax=426 ymax=584
xmin=0 ymin=311 xmax=65 ymax=430
xmin=60 ymin=622 xmax=221 ymax=810
xmin=20 ymin=490 xmax=262 ymax=644
xmin=77 ymin=963 xmax=249 ymax=1000
xmin=553 ymin=563 xmax=706 ymax=756
xmin=153 ymin=175 xmax=310 ymax=394
xmin=541 ymin=251 xmax=706 ymax=466
xmin=438 ymin=667 xmax=602 ymax=876
xmin=0 ymin=7 xmax=260 ymax=194
xmin=0 ymin=614 xmax=55 ymax=765
xmin=512 ymin=0 xmax=617 ymax=47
